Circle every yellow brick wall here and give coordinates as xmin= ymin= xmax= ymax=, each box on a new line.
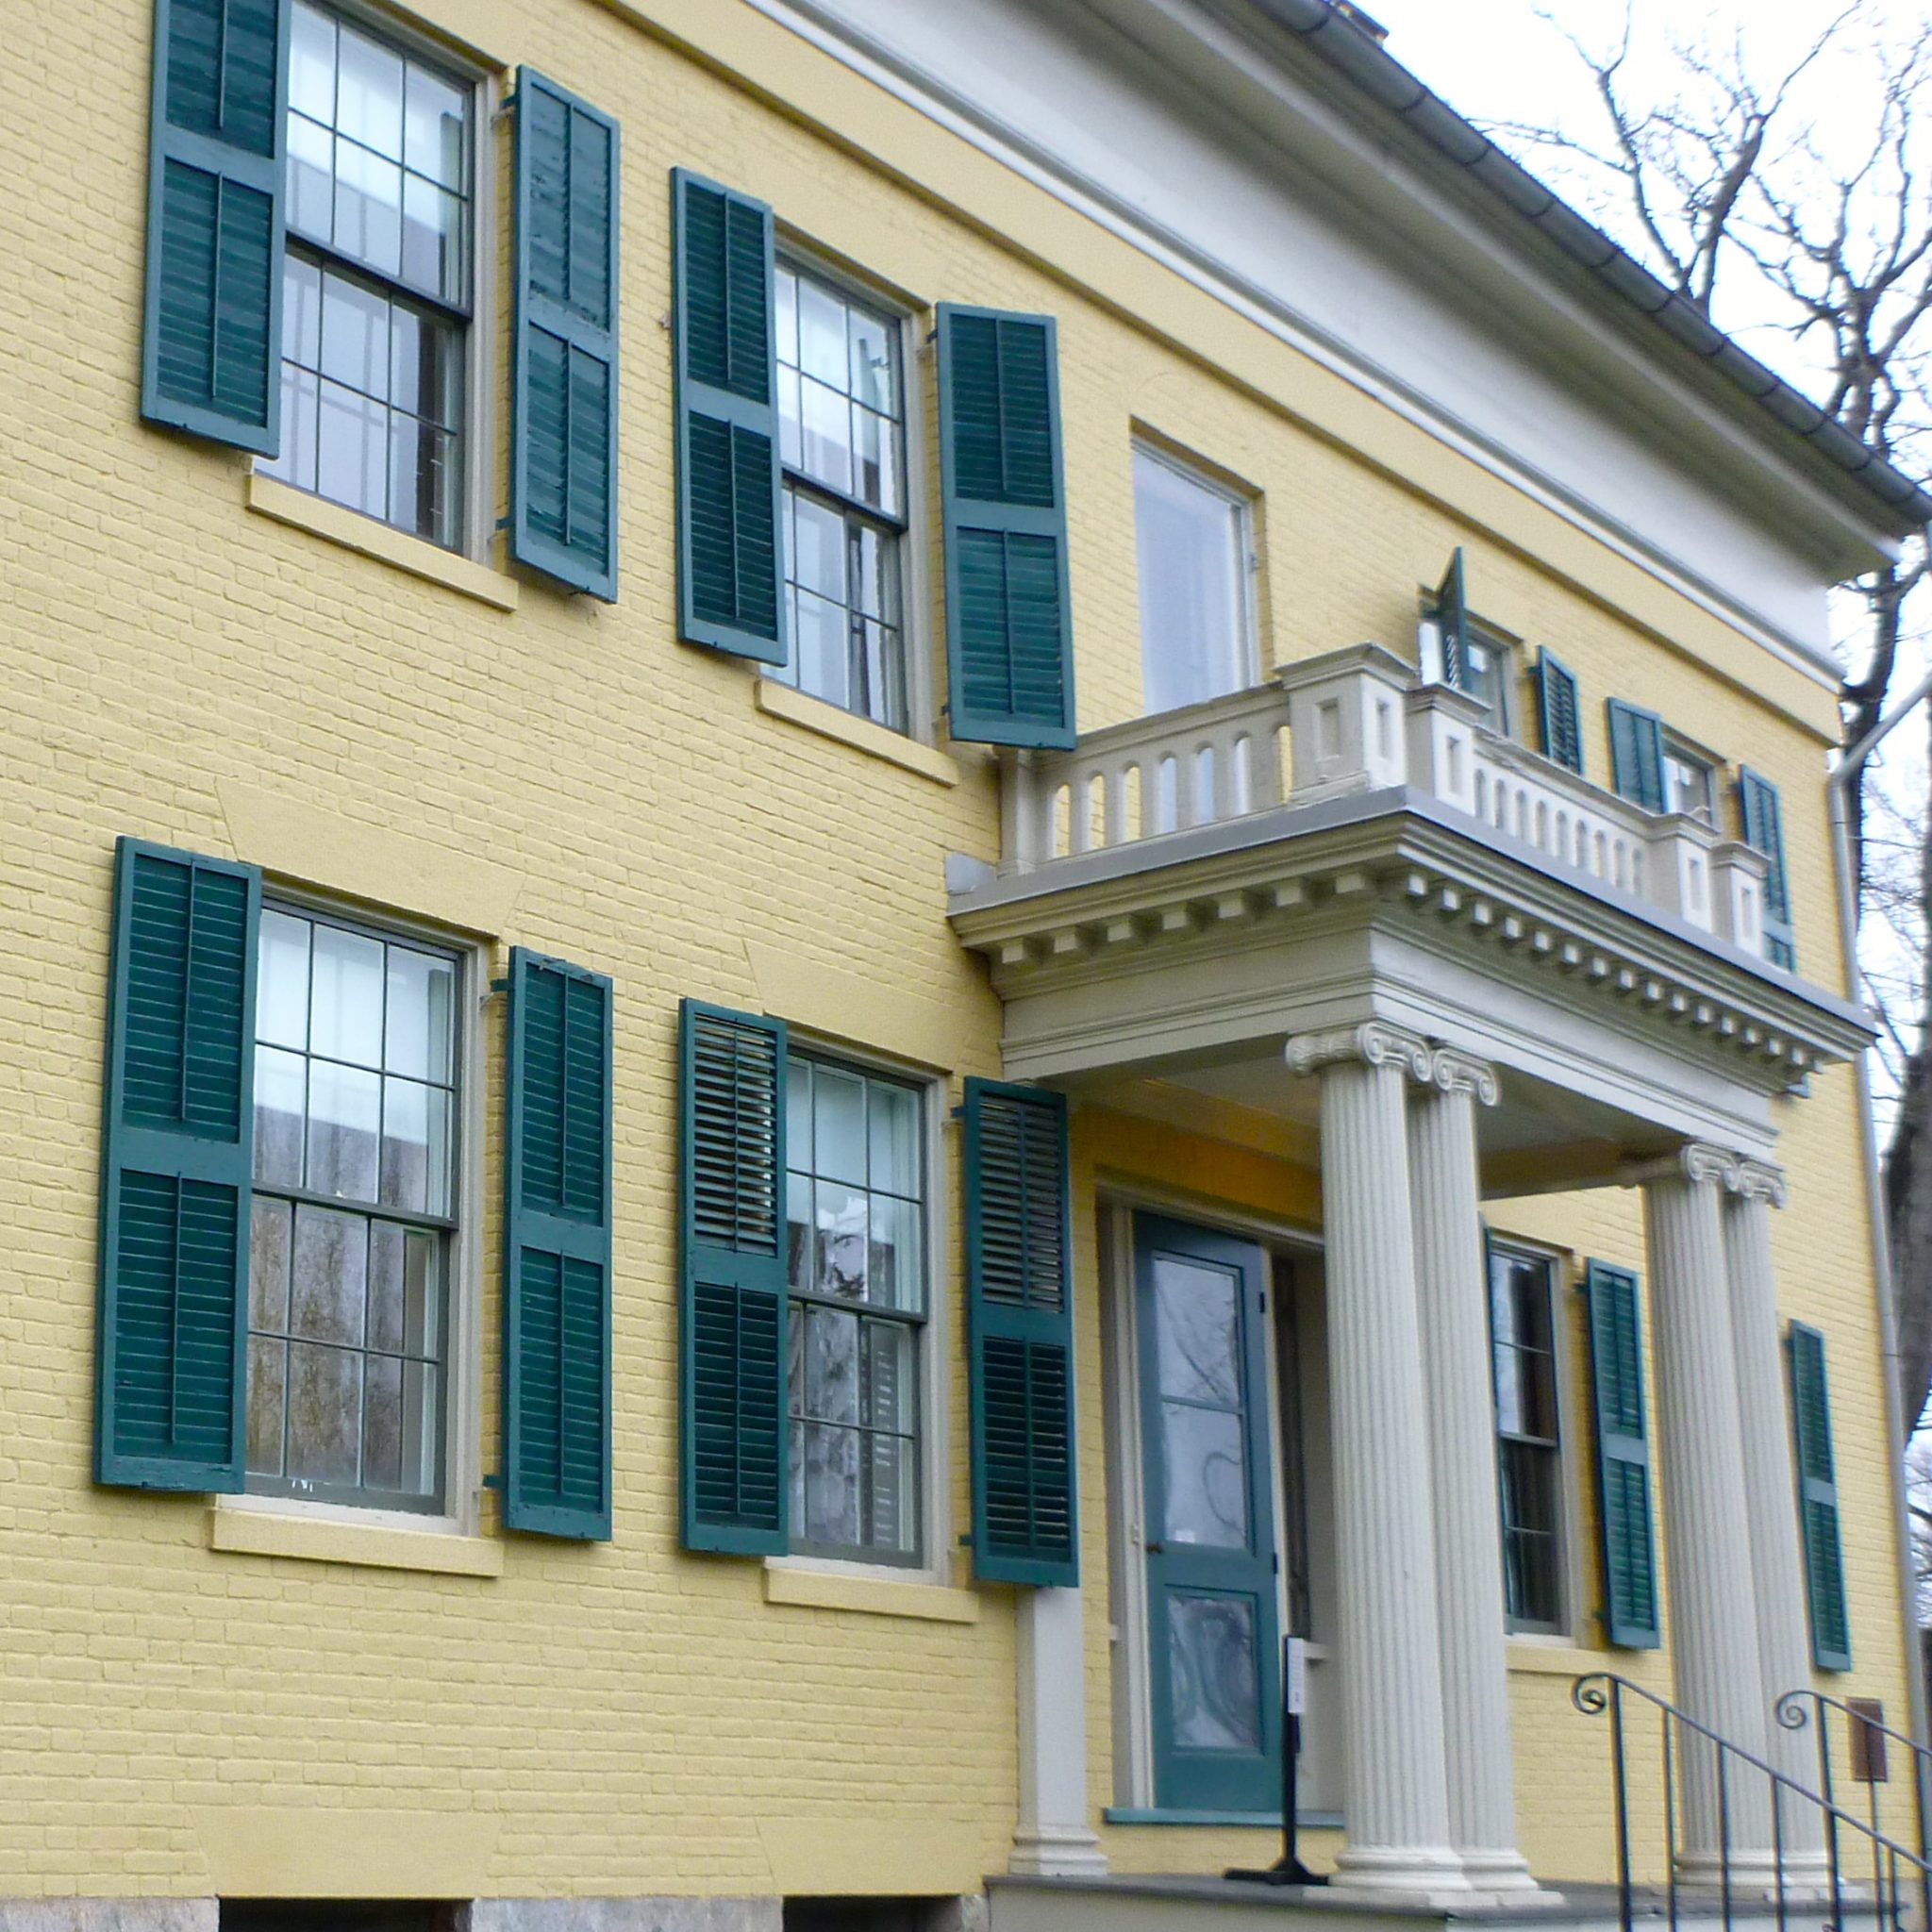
xmin=0 ymin=0 xmax=1907 ymax=1901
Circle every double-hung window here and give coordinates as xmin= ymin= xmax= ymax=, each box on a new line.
xmin=248 ymin=905 xmax=459 ymax=1511
xmin=1133 ymin=443 xmax=1255 ymax=717
xmin=260 ymin=2 xmax=473 ymax=550
xmin=783 ymin=1054 xmax=926 ymax=1562
xmin=1664 ymin=738 xmax=1718 ymax=825
xmin=1489 ymin=1244 xmax=1566 ymax=1631
xmin=774 ymin=263 xmax=909 ymax=733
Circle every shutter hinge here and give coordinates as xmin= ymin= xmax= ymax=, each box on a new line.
xmin=482 ymin=1472 xmax=505 ymax=1491
xmin=493 ymin=90 xmax=517 ymax=122
xmin=958 ymin=1532 xmax=974 ymax=1547
xmin=489 ymin=975 xmax=512 ymax=994
xmin=495 ymin=515 xmax=513 ymax=533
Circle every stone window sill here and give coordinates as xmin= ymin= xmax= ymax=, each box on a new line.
xmin=1506 ymin=1639 xmax=1602 ymax=1676
xmin=208 ymin=1499 xmax=505 ymax=1577
xmin=246 ymin=473 xmax=519 ymax=612
xmin=1102 ymin=1807 xmax=1344 ymax=1830
xmin=755 ymin=677 xmax=961 ymax=787
xmin=762 ymin=1559 xmax=980 ymax=1623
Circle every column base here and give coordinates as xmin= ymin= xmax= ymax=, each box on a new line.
xmin=1329 ymin=1845 xmax=1476 ymax=1908
xmin=1456 ymin=1850 xmax=1565 ymax=1907
xmin=1674 ymin=1849 xmax=1839 ymax=1902
xmin=1009 ymin=1825 xmax=1108 ymax=1879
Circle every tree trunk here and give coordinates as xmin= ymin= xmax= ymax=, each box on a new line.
xmin=1887 ymin=696 xmax=1932 ymax=1439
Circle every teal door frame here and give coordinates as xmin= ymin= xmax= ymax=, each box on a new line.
xmin=1134 ymin=1212 xmax=1282 ymax=1813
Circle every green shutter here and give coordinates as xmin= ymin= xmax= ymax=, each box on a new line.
xmin=503 ymin=949 xmax=613 ymax=1540
xmin=141 ymin=0 xmax=290 ymax=452
xmin=963 ymin=1079 xmax=1077 ymax=1586
xmin=1537 ymin=648 xmax=1584 ymax=774
xmin=97 ymin=837 xmax=259 ymax=1490
xmin=938 ymin=307 xmax=1076 ymax=750
xmin=679 ymin=1000 xmax=789 ymax=1555
xmin=673 ymin=171 xmax=784 ymax=662
xmin=1583 ymin=1261 xmax=1660 ymax=1649
xmin=1607 ymin=699 xmax=1667 ymax=813
xmin=1432 ymin=548 xmax=1469 ymax=691
xmin=511 ymin=73 xmax=621 ymax=601
xmin=1788 ymin=1323 xmax=1851 ymax=1671
xmin=1739 ymin=769 xmax=1796 ymax=970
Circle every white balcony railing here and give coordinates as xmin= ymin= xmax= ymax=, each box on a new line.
xmin=998 ymin=641 xmax=1772 ymax=957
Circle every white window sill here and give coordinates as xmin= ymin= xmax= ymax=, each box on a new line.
xmin=762 ymin=1557 xmax=980 ymax=1624
xmin=208 ymin=1496 xmax=504 ymax=1577
xmin=245 ymin=473 xmax=519 ymax=612
xmin=755 ymin=677 xmax=960 ymax=787
xmin=1505 ymin=1637 xmax=1601 ymax=1676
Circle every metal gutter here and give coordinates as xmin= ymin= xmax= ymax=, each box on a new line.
xmin=1246 ymin=0 xmax=1932 ymax=535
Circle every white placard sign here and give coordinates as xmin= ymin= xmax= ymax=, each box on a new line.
xmin=1285 ymin=1637 xmax=1307 ymax=1716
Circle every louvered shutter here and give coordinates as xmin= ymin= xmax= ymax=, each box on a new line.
xmin=141 ymin=0 xmax=290 ymax=453
xmin=1788 ymin=1323 xmax=1851 ymax=1671
xmin=1607 ymin=699 xmax=1667 ymax=813
xmin=503 ymin=949 xmax=613 ymax=1540
xmin=963 ymin=1079 xmax=1077 ymax=1586
xmin=1537 ymin=648 xmax=1584 ymax=774
xmin=97 ymin=837 xmax=259 ymax=1490
xmin=679 ymin=1001 xmax=789 ymax=1555
xmin=673 ymin=172 xmax=784 ymax=662
xmin=938 ymin=307 xmax=1077 ymax=750
xmin=1583 ymin=1261 xmax=1660 ymax=1648
xmin=1739 ymin=769 xmax=1796 ymax=970
xmin=1432 ymin=549 xmax=1469 ymax=691
xmin=511 ymin=73 xmax=621 ymax=600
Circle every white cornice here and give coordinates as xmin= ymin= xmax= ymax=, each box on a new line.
xmin=730 ymin=0 xmax=1854 ymax=691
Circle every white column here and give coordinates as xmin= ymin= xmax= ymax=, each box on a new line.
xmin=1010 ymin=1586 xmax=1107 ymax=1876
xmin=1288 ymin=1024 xmax=1471 ymax=1904
xmin=1726 ymin=1163 xmax=1828 ymax=1875
xmin=1408 ymin=1051 xmax=1545 ymax=1900
xmin=1645 ymin=1146 xmax=1774 ymax=1882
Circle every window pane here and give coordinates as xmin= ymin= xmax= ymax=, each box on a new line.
xmin=404 ymin=65 xmax=466 ymax=190
xmin=867 ymin=1432 xmax=917 ymax=1555
xmin=790 ymin=492 xmax=846 ymax=603
xmin=282 ymin=255 xmax=324 ymax=368
xmin=368 ymin=1223 xmax=439 ymax=1357
xmin=774 ymin=266 xmax=799 ymax=367
xmin=862 ymin=1320 xmax=916 ymax=1432
xmin=335 ymin=25 xmax=405 ymax=160
xmin=250 ymin=1196 xmax=294 ymax=1332
xmin=803 ymin=1423 xmax=861 ymax=1547
xmin=805 ymin=1303 xmax=861 ymax=1424
xmin=848 ymin=307 xmax=893 ymax=414
xmin=307 ymin=1058 xmax=381 ymax=1200
xmin=813 ymin=1180 xmax=867 ymax=1301
xmin=777 ymin=365 xmax=802 ymax=469
xmin=289 ymin=4 xmax=337 ymax=122
xmin=258 ymin=911 xmax=312 ymax=1050
xmin=383 ymin=946 xmax=454 ymax=1081
xmin=786 ymin=1171 xmax=812 ymax=1291
xmin=1154 ymin=1256 xmax=1241 ymax=1407
xmin=320 ymin=273 xmax=390 ymax=401
xmin=388 ymin=414 xmax=458 ymax=547
xmin=867 ymin=1081 xmax=920 ymax=1196
xmin=797 ymin=278 xmax=847 ymax=390
xmin=247 ymin=1336 xmax=288 ymax=1476
xmin=1159 ymin=1402 xmax=1249 ymax=1548
xmin=287 ymin=112 xmax=334 ymax=242
xmin=291 ymin=1203 xmax=367 ymax=1346
xmin=1168 ymin=1595 xmax=1259 ymax=1750
xmin=309 ymin=924 xmax=385 ymax=1065
xmin=1133 ymin=447 xmax=1249 ymax=716
xmin=267 ymin=365 xmax=321 ymax=493
xmin=380 ymin=1077 xmax=451 ymax=1215
xmin=791 ymin=589 xmax=850 ymax=712
xmin=800 ymin=377 xmax=852 ymax=494
xmin=286 ymin=1341 xmax=363 ymax=1486
xmin=334 ymin=140 xmax=403 ymax=278
xmin=866 ymin=1192 xmax=922 ymax=1313
xmin=254 ymin=1047 xmax=307 ymax=1189
xmin=317 ymin=378 xmax=389 ymax=518
xmin=813 ymin=1066 xmax=867 ymax=1184
xmin=401 ymin=174 xmax=464 ymax=304
xmin=853 ymin=405 xmax=897 ymax=516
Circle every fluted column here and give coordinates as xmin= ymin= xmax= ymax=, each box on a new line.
xmin=1408 ymin=1051 xmax=1544 ymax=1899
xmin=1726 ymin=1164 xmax=1827 ymax=1875
xmin=1289 ymin=1024 xmax=1470 ymax=1903
xmin=1645 ymin=1146 xmax=1774 ymax=1881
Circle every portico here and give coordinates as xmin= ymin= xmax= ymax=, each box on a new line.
xmin=947 ymin=647 xmax=1872 ymax=1900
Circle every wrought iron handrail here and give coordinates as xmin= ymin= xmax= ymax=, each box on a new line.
xmin=1778 ymin=1689 xmax=1932 ymax=1932
xmin=1573 ymin=1672 xmax=1932 ymax=1932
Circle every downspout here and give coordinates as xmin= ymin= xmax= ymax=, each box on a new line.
xmin=1827 ymin=664 xmax=1932 ymax=1780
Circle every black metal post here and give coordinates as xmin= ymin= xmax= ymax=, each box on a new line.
xmin=1225 ymin=1637 xmax=1325 ymax=1886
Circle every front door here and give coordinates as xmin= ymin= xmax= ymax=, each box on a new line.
xmin=1135 ymin=1213 xmax=1281 ymax=1813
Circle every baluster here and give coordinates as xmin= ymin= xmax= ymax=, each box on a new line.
xmin=1103 ymin=759 xmax=1126 ymax=850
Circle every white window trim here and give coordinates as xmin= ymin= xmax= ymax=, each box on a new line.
xmin=223 ymin=887 xmax=488 ymax=1540
xmin=1488 ymin=1233 xmax=1586 ymax=1646
xmin=761 ymin=1031 xmax=952 ymax=1587
xmin=254 ymin=1 xmax=494 ymax=569
xmin=769 ymin=239 xmax=936 ymax=747
xmin=1130 ymin=436 xmax=1262 ymax=700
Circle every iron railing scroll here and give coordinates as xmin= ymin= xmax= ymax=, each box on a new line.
xmin=1573 ymin=1672 xmax=1932 ymax=1932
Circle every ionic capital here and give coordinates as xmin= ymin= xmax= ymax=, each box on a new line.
xmin=1623 ymin=1141 xmax=1745 ymax=1193
xmin=1285 ymin=1021 xmax=1432 ymax=1083
xmin=1732 ymin=1159 xmax=1788 ymax=1208
xmin=1424 ymin=1046 xmax=1500 ymax=1108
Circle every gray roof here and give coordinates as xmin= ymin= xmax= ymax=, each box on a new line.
xmin=1251 ymin=0 xmax=1932 ymax=532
